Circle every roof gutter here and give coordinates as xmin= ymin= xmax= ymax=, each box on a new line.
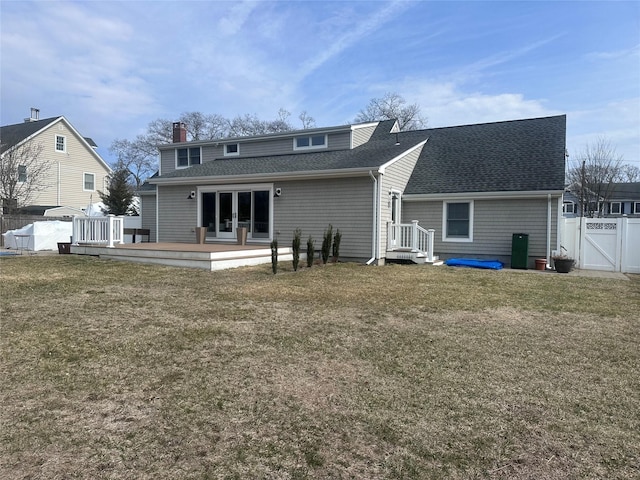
xmin=403 ymin=190 xmax=565 ymax=201
xmin=149 ymin=167 xmax=376 ymax=185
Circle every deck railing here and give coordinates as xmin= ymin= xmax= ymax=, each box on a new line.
xmin=72 ymin=215 xmax=124 ymax=248
xmin=387 ymin=220 xmax=435 ymax=262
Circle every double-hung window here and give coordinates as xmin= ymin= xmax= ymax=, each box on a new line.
xmin=55 ymin=135 xmax=66 ymax=152
xmin=294 ymin=134 xmax=327 ymax=150
xmin=177 ymin=147 xmax=201 ymax=167
xmin=84 ymin=173 xmax=95 ymax=191
xmin=18 ymin=165 xmax=27 ymax=182
xmin=443 ymin=201 xmax=473 ymax=242
xmin=634 ymin=202 xmax=640 ymax=214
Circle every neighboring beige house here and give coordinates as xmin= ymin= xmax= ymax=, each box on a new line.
xmin=0 ymin=109 xmax=111 ymax=214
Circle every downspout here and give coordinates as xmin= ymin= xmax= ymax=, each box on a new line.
xmin=366 ymin=170 xmax=378 ymax=265
xmin=57 ymin=160 xmax=61 ymax=205
xmin=546 ymin=194 xmax=552 ymax=267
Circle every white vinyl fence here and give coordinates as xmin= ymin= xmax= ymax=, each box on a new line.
xmin=561 ymin=217 xmax=640 ymax=274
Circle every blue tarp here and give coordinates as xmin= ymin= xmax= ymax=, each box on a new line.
xmin=444 ymin=258 xmax=504 ymax=270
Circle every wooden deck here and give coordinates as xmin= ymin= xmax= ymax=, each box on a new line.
xmin=70 ymin=242 xmax=292 ymax=271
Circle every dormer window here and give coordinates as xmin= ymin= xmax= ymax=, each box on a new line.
xmin=225 ymin=143 xmax=239 ymax=156
xmin=176 ymin=147 xmax=201 ymax=168
xmin=294 ymin=134 xmax=327 ymax=150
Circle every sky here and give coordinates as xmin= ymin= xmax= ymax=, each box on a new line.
xmin=1 ymin=0 xmax=639 ymax=171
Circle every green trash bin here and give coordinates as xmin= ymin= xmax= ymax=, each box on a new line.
xmin=511 ymin=233 xmax=529 ymax=269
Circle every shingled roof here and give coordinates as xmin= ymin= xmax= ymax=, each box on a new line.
xmin=0 ymin=116 xmax=61 ymax=154
xmin=151 ymin=115 xmax=567 ymax=195
xmin=405 ymin=115 xmax=567 ymax=195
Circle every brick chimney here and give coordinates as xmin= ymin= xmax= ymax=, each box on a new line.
xmin=172 ymin=122 xmax=187 ymax=143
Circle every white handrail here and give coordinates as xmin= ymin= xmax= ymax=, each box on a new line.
xmin=387 ymin=220 xmax=435 ymax=262
xmin=72 ymin=215 xmax=125 ymax=248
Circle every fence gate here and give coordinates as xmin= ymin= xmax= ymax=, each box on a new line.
xmin=581 ymin=219 xmax=620 ymax=271
xmin=561 ymin=218 xmax=640 ymax=273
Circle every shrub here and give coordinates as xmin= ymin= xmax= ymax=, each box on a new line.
xmin=306 ymin=235 xmax=315 ymax=268
xmin=321 ymin=225 xmax=333 ymax=264
xmin=332 ymin=228 xmax=342 ymax=261
xmin=292 ymin=228 xmax=301 ymax=271
xmin=270 ymin=239 xmax=278 ymax=274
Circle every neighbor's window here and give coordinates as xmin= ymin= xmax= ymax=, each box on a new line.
xmin=176 ymin=147 xmax=201 ymax=167
xmin=224 ymin=143 xmax=239 ymax=156
xmin=443 ymin=201 xmax=473 ymax=242
xmin=563 ymin=202 xmax=575 ymax=214
xmin=84 ymin=173 xmax=95 ymax=191
xmin=18 ymin=165 xmax=27 ymax=182
xmin=634 ymin=202 xmax=640 ymax=214
xmin=55 ymin=135 xmax=66 ymax=152
xmin=610 ymin=202 xmax=622 ymax=215
xmin=294 ymin=134 xmax=327 ymax=150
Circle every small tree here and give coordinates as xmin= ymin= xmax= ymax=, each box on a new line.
xmin=0 ymin=139 xmax=49 ymax=214
xmin=321 ymin=224 xmax=333 ymax=264
xmin=99 ymin=168 xmax=137 ymax=215
xmin=306 ymin=235 xmax=315 ymax=268
xmin=332 ymin=228 xmax=342 ymax=262
xmin=292 ymin=228 xmax=301 ymax=271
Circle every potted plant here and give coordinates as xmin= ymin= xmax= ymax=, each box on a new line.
xmin=552 ymin=254 xmax=575 ymax=273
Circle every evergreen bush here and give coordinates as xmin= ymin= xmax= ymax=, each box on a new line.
xmin=306 ymin=235 xmax=315 ymax=268
xmin=321 ymin=224 xmax=333 ymax=264
xmin=270 ymin=239 xmax=278 ymax=274
xmin=292 ymin=228 xmax=301 ymax=271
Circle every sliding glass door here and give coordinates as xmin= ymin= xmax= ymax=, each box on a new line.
xmin=200 ymin=188 xmax=271 ymax=240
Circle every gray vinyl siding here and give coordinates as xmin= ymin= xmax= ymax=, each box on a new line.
xmin=160 ymin=131 xmax=353 ymax=174
xmin=378 ymin=146 xmax=423 ymax=258
xmin=352 ymin=124 xmax=377 ymax=148
xmin=274 ymin=176 xmax=374 ymax=261
xmin=160 ymin=149 xmax=176 ymax=175
xmin=156 ymin=185 xmax=199 ymax=242
xmin=140 ymin=194 xmax=157 ymax=242
xmin=402 ymin=197 xmax=560 ymax=267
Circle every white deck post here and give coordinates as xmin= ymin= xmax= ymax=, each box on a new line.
xmin=427 ymin=229 xmax=435 ymax=263
xmin=107 ymin=215 xmax=115 ymax=248
xmin=411 ymin=220 xmax=419 ymax=252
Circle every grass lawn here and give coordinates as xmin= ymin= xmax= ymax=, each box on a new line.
xmin=1 ymin=256 xmax=639 ymax=479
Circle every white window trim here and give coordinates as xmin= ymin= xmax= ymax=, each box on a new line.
xmin=175 ymin=146 xmax=202 ymax=169
xmin=634 ymin=202 xmax=640 ymax=214
xmin=83 ymin=172 xmax=96 ymax=191
xmin=224 ymin=143 xmax=240 ymax=156
xmin=197 ymin=183 xmax=275 ymax=242
xmin=610 ymin=201 xmax=622 ymax=215
xmin=442 ymin=200 xmax=474 ymax=243
xmin=563 ymin=202 xmax=575 ymax=214
xmin=293 ymin=134 xmax=328 ymax=151
xmin=55 ymin=134 xmax=66 ymax=153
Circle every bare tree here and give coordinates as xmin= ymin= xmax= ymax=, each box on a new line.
xmin=0 ymin=139 xmax=50 ymax=214
xmin=298 ymin=111 xmax=316 ymax=129
xmin=617 ymin=164 xmax=640 ymax=182
xmin=354 ymin=92 xmax=427 ymax=131
xmin=567 ymin=138 xmax=624 ymax=217
xmin=109 ymin=138 xmax=158 ymax=188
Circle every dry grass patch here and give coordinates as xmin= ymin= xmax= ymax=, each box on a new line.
xmin=1 ymin=256 xmax=639 ymax=479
